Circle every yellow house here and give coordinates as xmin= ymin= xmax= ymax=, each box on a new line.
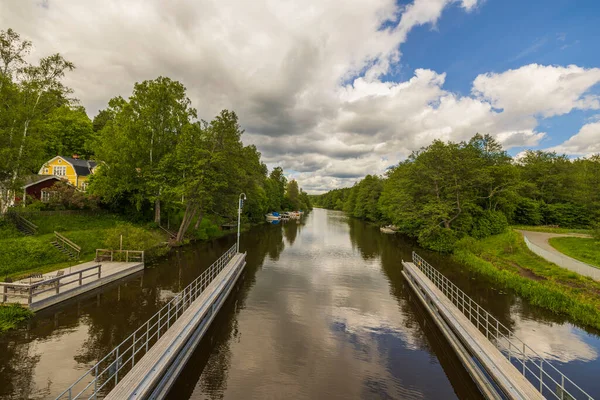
xmin=38 ymin=156 xmax=97 ymax=191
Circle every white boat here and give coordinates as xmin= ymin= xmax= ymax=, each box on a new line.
xmin=380 ymin=226 xmax=396 ymax=234
xmin=265 ymin=212 xmax=281 ymax=221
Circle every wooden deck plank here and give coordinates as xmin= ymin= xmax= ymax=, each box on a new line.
xmin=403 ymin=262 xmax=543 ymax=400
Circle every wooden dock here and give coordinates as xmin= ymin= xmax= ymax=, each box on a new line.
xmin=1 ymin=259 xmax=144 ymax=311
xmin=403 ymin=261 xmax=543 ymax=399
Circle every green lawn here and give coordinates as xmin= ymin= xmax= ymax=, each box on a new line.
xmin=512 ymin=225 xmax=592 ymax=235
xmin=549 ymin=237 xmax=600 ymax=268
xmin=454 ymin=231 xmax=600 ymax=330
xmin=0 ymin=213 xmax=168 ymax=281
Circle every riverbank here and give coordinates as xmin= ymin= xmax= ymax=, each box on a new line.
xmin=454 ymin=230 xmax=600 ymax=330
xmin=0 ymin=211 xmax=255 ymax=333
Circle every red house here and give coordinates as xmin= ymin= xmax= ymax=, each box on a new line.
xmin=18 ymin=175 xmax=62 ymax=205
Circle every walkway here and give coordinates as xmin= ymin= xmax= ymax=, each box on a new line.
xmin=517 ymin=230 xmax=599 ymax=281
xmin=1 ymin=260 xmax=144 ymax=311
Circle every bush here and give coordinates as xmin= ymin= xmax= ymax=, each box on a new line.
xmin=470 ymin=210 xmax=508 ymax=239
xmin=543 ymin=203 xmax=591 ymax=228
xmin=512 ymin=198 xmax=543 ymax=225
xmin=418 ymin=226 xmax=458 ymax=253
xmin=0 ymin=304 xmax=33 ymax=332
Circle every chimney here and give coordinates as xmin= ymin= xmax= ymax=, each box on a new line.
xmin=72 ymin=154 xmax=79 ymax=159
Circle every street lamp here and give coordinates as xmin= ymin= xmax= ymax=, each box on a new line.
xmin=237 ymin=193 xmax=246 ymax=253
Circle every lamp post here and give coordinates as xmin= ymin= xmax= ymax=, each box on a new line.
xmin=237 ymin=193 xmax=246 ymax=253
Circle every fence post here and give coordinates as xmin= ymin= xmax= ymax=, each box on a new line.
xmin=2 ymin=285 xmax=6 ymax=303
xmin=79 ymin=271 xmax=83 ymax=286
xmin=111 ymin=251 xmax=113 ymax=262
xmin=98 ymin=265 xmax=102 ymax=279
xmin=56 ymin=279 xmax=60 ymax=294
xmin=126 ymin=251 xmax=129 ymax=263
xmin=28 ymin=286 xmax=32 ymax=305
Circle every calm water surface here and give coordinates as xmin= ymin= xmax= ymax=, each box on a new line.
xmin=1 ymin=208 xmax=599 ymax=399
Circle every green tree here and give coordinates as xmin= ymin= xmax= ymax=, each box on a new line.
xmin=40 ymin=105 xmax=95 ymax=158
xmin=285 ymin=179 xmax=300 ymax=210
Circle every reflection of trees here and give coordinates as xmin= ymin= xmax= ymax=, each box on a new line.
xmin=0 ymin=339 xmax=39 ymax=399
xmin=241 ymin=223 xmax=285 ymax=262
xmin=283 ymin=220 xmax=299 ymax=245
xmin=347 ymin=217 xmax=384 ymax=259
xmin=167 ymin=223 xmax=281 ymax=399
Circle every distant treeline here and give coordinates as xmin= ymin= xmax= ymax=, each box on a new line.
xmin=312 ymin=134 xmax=600 ymax=252
xmin=0 ymin=28 xmax=311 ymax=243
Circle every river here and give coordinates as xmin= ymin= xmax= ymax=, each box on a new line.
xmin=1 ymin=208 xmax=599 ymax=399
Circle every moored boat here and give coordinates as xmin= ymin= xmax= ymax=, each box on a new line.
xmin=380 ymin=225 xmax=396 ymax=234
xmin=266 ymin=212 xmax=281 ymax=221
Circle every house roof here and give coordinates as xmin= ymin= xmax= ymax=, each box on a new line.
xmin=61 ymin=156 xmax=97 ymax=176
xmin=41 ymin=156 xmax=98 ymax=177
xmin=22 ymin=175 xmax=61 ymax=189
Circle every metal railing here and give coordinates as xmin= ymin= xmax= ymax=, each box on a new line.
xmin=56 ymin=244 xmax=238 ymax=400
xmin=411 ymin=252 xmax=593 ymax=400
xmin=54 ymin=231 xmax=81 ymax=259
xmin=95 ymin=249 xmax=145 ymax=263
xmin=1 ymin=265 xmax=101 ymax=306
xmin=523 ymin=235 xmax=600 ymax=281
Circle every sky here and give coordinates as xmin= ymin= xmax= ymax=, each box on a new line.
xmin=2 ymin=0 xmax=600 ymax=193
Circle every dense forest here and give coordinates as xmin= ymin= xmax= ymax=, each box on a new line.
xmin=0 ymin=28 xmax=311 ymax=243
xmin=313 ymin=134 xmax=600 ymax=251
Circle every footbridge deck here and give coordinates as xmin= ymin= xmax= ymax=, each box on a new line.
xmin=403 ymin=253 xmax=593 ymax=400
xmin=56 ymin=245 xmax=246 ymax=400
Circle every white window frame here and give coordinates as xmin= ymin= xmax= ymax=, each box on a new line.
xmin=81 ymin=181 xmax=89 ymax=191
xmin=41 ymin=190 xmax=51 ymax=202
xmin=54 ymin=166 xmax=67 ymax=176
xmin=43 ymin=168 xmax=49 ymax=174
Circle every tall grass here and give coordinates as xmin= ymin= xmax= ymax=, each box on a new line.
xmin=0 ymin=304 xmax=33 ymax=332
xmin=454 ymin=231 xmax=600 ymax=330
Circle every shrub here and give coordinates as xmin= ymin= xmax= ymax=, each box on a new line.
xmin=543 ymin=203 xmax=591 ymax=227
xmin=470 ymin=210 xmax=508 ymax=239
xmin=418 ymin=226 xmax=458 ymax=253
xmin=512 ymin=198 xmax=542 ymax=225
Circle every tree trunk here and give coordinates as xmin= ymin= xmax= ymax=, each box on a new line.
xmin=176 ymin=202 xmax=197 ymax=243
xmin=194 ymin=212 xmax=204 ymax=230
xmin=154 ymin=198 xmax=161 ymax=225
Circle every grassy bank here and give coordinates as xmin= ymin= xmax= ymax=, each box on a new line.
xmin=0 ymin=304 xmax=34 ymax=332
xmin=454 ymin=231 xmax=600 ymax=330
xmin=549 ymin=237 xmax=600 ymax=268
xmin=0 ymin=213 xmax=169 ymax=281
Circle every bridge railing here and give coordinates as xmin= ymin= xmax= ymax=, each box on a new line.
xmin=56 ymin=244 xmax=237 ymax=400
xmin=412 ymin=252 xmax=593 ymax=400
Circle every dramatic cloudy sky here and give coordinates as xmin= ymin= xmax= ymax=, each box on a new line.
xmin=2 ymin=0 xmax=600 ymax=193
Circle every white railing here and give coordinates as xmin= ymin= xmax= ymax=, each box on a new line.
xmin=412 ymin=252 xmax=593 ymax=400
xmin=55 ymin=244 xmax=237 ymax=400
xmin=523 ymin=235 xmax=600 ymax=281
